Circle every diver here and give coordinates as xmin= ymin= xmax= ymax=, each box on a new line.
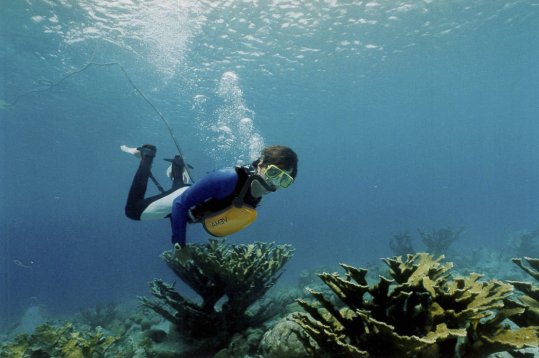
xmin=121 ymin=144 xmax=298 ymax=260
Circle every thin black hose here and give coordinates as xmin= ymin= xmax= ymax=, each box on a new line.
xmin=9 ymin=61 xmax=192 ymax=177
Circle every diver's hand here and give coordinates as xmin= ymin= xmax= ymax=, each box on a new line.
xmin=174 ymin=243 xmax=190 ymax=264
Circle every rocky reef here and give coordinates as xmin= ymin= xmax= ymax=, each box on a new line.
xmin=3 ymin=246 xmax=539 ymax=357
xmin=292 ymin=253 xmax=539 ymax=357
xmin=140 ymin=239 xmax=295 ymax=356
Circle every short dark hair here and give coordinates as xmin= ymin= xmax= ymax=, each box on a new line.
xmin=261 ymin=145 xmax=298 ymax=178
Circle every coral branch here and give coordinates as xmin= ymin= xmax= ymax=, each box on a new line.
xmin=292 ymin=253 xmax=539 ymax=357
xmin=418 ymin=227 xmax=464 ymax=255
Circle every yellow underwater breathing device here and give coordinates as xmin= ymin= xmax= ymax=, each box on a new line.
xmin=202 ymin=204 xmax=257 ymax=237
xmin=201 ymin=172 xmax=274 ymax=237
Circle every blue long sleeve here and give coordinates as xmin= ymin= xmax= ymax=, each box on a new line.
xmin=171 ymin=168 xmax=239 ymax=246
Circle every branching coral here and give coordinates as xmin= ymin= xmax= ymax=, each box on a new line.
xmin=78 ymin=302 xmax=119 ymax=329
xmin=418 ymin=227 xmax=464 ymax=255
xmin=389 ymin=232 xmax=415 ymax=257
xmin=292 ymin=253 xmax=539 ymax=357
xmin=506 ymin=257 xmax=539 ymax=327
xmin=0 ymin=322 xmax=118 ymax=358
xmin=513 ymin=229 xmax=539 ymax=259
xmin=140 ymin=239 xmax=294 ymax=354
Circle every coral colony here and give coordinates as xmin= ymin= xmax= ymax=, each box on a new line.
xmin=292 ymin=253 xmax=539 ymax=357
xmin=1 ymin=239 xmax=539 ymax=357
xmin=140 ymin=239 xmax=294 ymax=355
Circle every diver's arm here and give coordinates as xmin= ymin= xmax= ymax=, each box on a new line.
xmin=171 ymin=168 xmax=238 ymax=246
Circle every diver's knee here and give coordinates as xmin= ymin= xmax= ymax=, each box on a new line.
xmin=125 ymin=207 xmax=141 ymax=221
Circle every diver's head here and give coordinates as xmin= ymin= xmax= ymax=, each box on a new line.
xmin=252 ymin=145 xmax=298 ymax=193
xmin=260 ymin=145 xmax=298 ymax=178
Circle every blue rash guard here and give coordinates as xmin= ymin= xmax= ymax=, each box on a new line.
xmin=171 ymin=168 xmax=239 ymax=246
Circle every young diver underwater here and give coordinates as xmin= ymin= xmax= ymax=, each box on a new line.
xmin=121 ymin=144 xmax=298 ymax=260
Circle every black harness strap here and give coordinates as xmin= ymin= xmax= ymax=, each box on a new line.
xmin=149 ymin=171 xmax=166 ymax=194
xmin=233 ymin=174 xmax=275 ymax=207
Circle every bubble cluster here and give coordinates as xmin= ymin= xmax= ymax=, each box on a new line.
xmin=194 ymin=71 xmax=265 ymax=165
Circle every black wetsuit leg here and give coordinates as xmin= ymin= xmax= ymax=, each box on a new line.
xmin=171 ymin=172 xmax=185 ymax=190
xmin=125 ymin=156 xmax=186 ymax=220
xmin=125 ymin=156 xmax=155 ymax=220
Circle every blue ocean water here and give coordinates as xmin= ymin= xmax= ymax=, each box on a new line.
xmin=1 ymin=0 xmax=538 ymax=328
